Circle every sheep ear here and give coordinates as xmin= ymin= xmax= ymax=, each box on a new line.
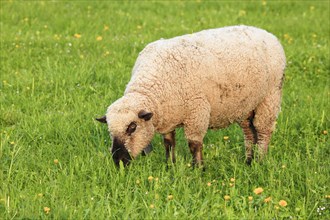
xmin=138 ymin=110 xmax=153 ymax=121
xmin=95 ymin=116 xmax=107 ymax=123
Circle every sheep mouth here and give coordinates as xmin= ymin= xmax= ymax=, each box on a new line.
xmin=111 ymin=138 xmax=153 ymax=167
xmin=111 ymin=138 xmax=132 ymax=167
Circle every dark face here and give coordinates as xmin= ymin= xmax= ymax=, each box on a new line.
xmin=111 ymin=137 xmax=132 ymax=167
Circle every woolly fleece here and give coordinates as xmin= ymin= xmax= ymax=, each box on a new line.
xmin=104 ymin=25 xmax=286 ymax=161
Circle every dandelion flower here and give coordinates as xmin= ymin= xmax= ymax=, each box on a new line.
xmin=74 ymin=33 xmax=82 ymax=39
xmin=43 ymin=207 xmax=50 ymax=214
xmin=104 ymin=25 xmax=109 ymax=31
xmin=279 ymin=200 xmax=287 ymax=207
xmin=238 ymin=10 xmax=246 ymax=17
xmin=322 ymin=130 xmax=328 ymax=135
xmin=148 ymin=176 xmax=154 ymax=182
xmin=38 ymin=193 xmax=43 ymax=198
xmin=230 ymin=178 xmax=235 ymax=182
xmin=223 ymin=136 xmax=229 ymax=141
xmin=248 ymin=196 xmax=253 ymax=202
xmin=264 ymin=197 xmax=272 ymax=203
xmin=167 ymin=194 xmax=174 ymax=200
xmin=149 ymin=204 xmax=155 ymax=209
xmin=96 ymin=36 xmax=103 ymax=41
xmin=10 ymin=141 xmax=15 ymax=145
xmin=229 ymin=183 xmax=234 ymax=187
xmin=207 ymin=182 xmax=212 ymax=187
xmin=254 ymin=187 xmax=264 ymax=195
xmin=282 ymin=165 xmax=286 ymax=169
xmin=325 ymin=195 xmax=330 ymax=199
xmin=224 ymin=195 xmax=230 ymax=201
xmin=54 ymin=159 xmax=59 ymax=164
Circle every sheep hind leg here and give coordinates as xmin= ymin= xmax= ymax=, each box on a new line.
xmin=163 ymin=130 xmax=176 ymax=163
xmin=240 ymin=111 xmax=258 ymax=165
xmin=253 ymin=89 xmax=282 ymax=161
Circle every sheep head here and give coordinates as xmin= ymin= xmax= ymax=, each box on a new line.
xmin=96 ymin=101 xmax=155 ymax=167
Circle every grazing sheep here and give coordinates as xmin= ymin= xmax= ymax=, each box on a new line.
xmin=96 ymin=25 xmax=286 ymax=167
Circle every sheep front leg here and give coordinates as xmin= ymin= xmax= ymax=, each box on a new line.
xmin=163 ymin=131 xmax=176 ymax=163
xmin=184 ymin=98 xmax=210 ymax=167
xmin=188 ymin=140 xmax=203 ymax=166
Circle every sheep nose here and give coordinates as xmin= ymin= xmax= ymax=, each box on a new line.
xmin=111 ymin=138 xmax=132 ymax=167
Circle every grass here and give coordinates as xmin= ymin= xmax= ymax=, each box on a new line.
xmin=0 ymin=1 xmax=329 ymax=219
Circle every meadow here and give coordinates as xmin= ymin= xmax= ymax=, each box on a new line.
xmin=0 ymin=1 xmax=329 ymax=219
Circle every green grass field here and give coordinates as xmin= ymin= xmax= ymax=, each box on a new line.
xmin=1 ymin=1 xmax=329 ymax=219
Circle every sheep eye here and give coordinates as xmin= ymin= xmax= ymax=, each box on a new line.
xmin=126 ymin=122 xmax=137 ymax=135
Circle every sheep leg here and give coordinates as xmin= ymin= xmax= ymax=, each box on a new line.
xmin=163 ymin=131 xmax=176 ymax=163
xmin=188 ymin=140 xmax=203 ymax=166
xmin=240 ymin=111 xmax=258 ymax=165
xmin=184 ymin=99 xmax=210 ymax=167
xmin=253 ymin=89 xmax=282 ymax=161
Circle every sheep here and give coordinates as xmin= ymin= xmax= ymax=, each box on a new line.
xmin=96 ymin=25 xmax=286 ymax=167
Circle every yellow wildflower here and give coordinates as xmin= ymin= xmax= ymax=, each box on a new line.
xmin=223 ymin=136 xmax=229 ymax=141
xmin=207 ymin=182 xmax=212 ymax=187
xmin=254 ymin=187 xmax=264 ymax=195
xmin=279 ymin=200 xmax=287 ymax=207
xmin=238 ymin=10 xmax=246 ymax=17
xmin=224 ymin=195 xmax=230 ymax=201
xmin=167 ymin=194 xmax=174 ymax=200
xmin=322 ymin=130 xmax=327 ymax=135
xmin=264 ymin=197 xmax=272 ymax=203
xmin=74 ymin=33 xmax=81 ymax=39
xmin=96 ymin=36 xmax=103 ymax=41
xmin=230 ymin=178 xmax=235 ymax=182
xmin=149 ymin=204 xmax=155 ymax=209
xmin=104 ymin=25 xmax=109 ymax=31
xmin=43 ymin=207 xmax=50 ymax=214
xmin=148 ymin=176 xmax=154 ymax=182
xmin=248 ymin=196 xmax=253 ymax=202
xmin=54 ymin=159 xmax=59 ymax=164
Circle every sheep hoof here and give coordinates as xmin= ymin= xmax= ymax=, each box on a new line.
xmin=246 ymin=158 xmax=253 ymax=166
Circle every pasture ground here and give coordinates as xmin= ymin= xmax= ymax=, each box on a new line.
xmin=1 ymin=1 xmax=329 ymax=219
